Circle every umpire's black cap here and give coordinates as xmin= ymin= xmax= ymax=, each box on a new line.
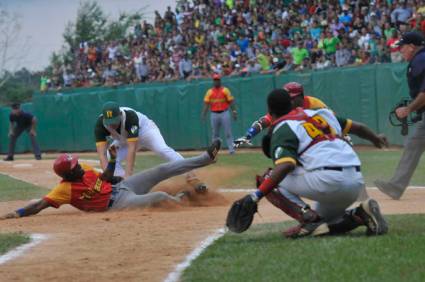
xmin=396 ymin=32 xmax=425 ymax=47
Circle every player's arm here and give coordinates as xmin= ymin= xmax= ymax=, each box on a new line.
xmin=397 ymin=92 xmax=425 ymax=118
xmin=94 ymin=117 xmax=109 ymax=170
xmin=0 ymin=199 xmax=51 ymax=220
xmin=30 ymin=116 xmax=37 ymax=136
xmin=234 ymin=115 xmax=272 ymax=148
xmin=201 ymin=103 xmax=209 ymax=120
xmin=123 ymin=111 xmax=141 ymax=178
xmin=339 ymin=117 xmax=388 ymax=148
xmin=125 ymin=140 xmax=137 ymax=178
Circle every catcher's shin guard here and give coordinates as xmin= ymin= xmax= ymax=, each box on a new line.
xmin=265 ymin=189 xmax=319 ymax=223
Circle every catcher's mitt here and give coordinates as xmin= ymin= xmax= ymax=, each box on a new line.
xmin=226 ymin=195 xmax=258 ymax=233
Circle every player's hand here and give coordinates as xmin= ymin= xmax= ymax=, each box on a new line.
xmin=8 ymin=131 xmax=13 ymax=138
xmin=374 ymin=134 xmax=389 ymax=148
xmin=233 ymin=136 xmax=252 ymax=148
xmin=0 ymin=212 xmax=19 ymax=220
xmin=29 ymin=129 xmax=36 ymax=137
xmin=108 ymin=145 xmax=117 ymax=160
xmin=232 ymin=110 xmax=237 ymax=121
xmin=396 ymin=106 xmax=410 ymax=119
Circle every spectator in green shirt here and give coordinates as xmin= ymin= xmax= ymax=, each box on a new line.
xmin=323 ymin=31 xmax=340 ymax=55
xmin=291 ymin=41 xmax=309 ymax=65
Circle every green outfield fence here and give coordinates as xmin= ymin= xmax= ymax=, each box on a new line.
xmin=0 ymin=63 xmax=410 ymax=154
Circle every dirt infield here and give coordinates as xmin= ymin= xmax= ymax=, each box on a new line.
xmin=0 ymin=157 xmax=425 ymax=282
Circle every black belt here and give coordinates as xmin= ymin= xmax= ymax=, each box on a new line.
xmin=212 ymin=110 xmax=227 ymax=113
xmin=323 ymin=166 xmax=361 ymax=172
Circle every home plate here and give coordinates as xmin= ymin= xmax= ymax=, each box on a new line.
xmin=13 ymin=163 xmax=33 ymax=168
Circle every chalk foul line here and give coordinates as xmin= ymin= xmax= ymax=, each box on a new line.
xmin=164 ymin=228 xmax=226 ymax=282
xmin=0 ymin=233 xmax=48 ymax=265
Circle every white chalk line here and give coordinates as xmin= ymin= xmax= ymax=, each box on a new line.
xmin=164 ymin=228 xmax=226 ymax=282
xmin=0 ymin=233 xmax=48 ymax=265
xmin=218 ymin=186 xmax=425 ymax=193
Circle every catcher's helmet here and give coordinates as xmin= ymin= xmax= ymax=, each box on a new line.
xmin=53 ymin=154 xmax=78 ymax=178
xmin=283 ymin=82 xmax=304 ymax=98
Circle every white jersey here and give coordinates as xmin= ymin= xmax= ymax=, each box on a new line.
xmin=271 ymin=108 xmax=360 ymax=170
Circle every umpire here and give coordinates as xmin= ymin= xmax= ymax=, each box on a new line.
xmin=3 ymin=103 xmax=42 ymax=161
xmin=201 ymin=74 xmax=237 ymax=154
xmin=375 ymin=31 xmax=425 ymax=200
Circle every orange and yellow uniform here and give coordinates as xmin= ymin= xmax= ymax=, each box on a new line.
xmin=204 ymin=86 xmax=234 ymax=112
xmin=43 ymin=164 xmax=113 ymax=212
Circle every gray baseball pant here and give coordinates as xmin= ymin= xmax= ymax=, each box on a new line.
xmin=387 ymin=113 xmax=425 ymax=191
xmin=211 ymin=110 xmax=234 ymax=153
xmin=109 ymin=152 xmax=213 ymax=209
xmin=7 ymin=126 xmax=41 ymax=158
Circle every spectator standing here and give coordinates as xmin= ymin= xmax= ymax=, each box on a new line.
xmin=291 ymin=41 xmax=309 ymax=66
xmin=335 ymin=43 xmax=352 ymax=67
xmin=179 ymin=54 xmax=193 ymax=79
xmin=4 ymin=103 xmax=42 ymax=161
xmin=201 ymin=74 xmax=237 ymax=154
xmin=387 ymin=30 xmax=403 ymax=63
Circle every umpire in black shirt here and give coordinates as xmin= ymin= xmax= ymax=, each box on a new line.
xmin=375 ymin=31 xmax=425 ymax=200
xmin=4 ymin=103 xmax=42 ymax=161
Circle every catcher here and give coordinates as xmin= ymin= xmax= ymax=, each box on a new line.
xmin=0 ymin=140 xmax=221 ymax=219
xmin=227 ymin=89 xmax=388 ymax=238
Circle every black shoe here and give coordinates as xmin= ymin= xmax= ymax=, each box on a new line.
xmin=358 ymin=199 xmax=388 ymax=236
xmin=207 ymin=139 xmax=221 ymax=160
xmin=35 ymin=155 xmax=42 ymax=160
xmin=3 ymin=156 xmax=13 ymax=161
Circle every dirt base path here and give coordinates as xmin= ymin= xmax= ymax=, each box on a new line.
xmin=0 ymin=158 xmax=424 ymax=282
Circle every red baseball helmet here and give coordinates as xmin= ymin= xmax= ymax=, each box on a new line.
xmin=283 ymin=82 xmax=304 ymax=98
xmin=53 ymin=154 xmax=78 ymax=178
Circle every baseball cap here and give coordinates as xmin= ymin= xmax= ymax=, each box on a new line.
xmin=53 ymin=153 xmax=78 ymax=178
xmin=212 ymin=73 xmax=221 ymax=80
xmin=396 ymin=32 xmax=425 ymax=46
xmin=102 ymin=101 xmax=121 ymax=125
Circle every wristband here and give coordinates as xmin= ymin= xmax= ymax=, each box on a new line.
xmin=258 ymin=177 xmax=277 ymax=195
xmin=16 ymin=208 xmax=25 ymax=217
xmin=247 ymin=127 xmax=258 ymax=138
xmin=250 ymin=190 xmax=264 ymax=202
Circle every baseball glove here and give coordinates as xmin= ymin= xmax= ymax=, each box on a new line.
xmin=226 ymin=195 xmax=258 ymax=233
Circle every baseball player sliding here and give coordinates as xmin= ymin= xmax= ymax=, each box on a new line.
xmin=227 ymin=89 xmax=388 ymax=238
xmin=0 ymin=140 xmax=221 ymax=220
xmin=95 ymin=101 xmax=207 ymax=193
xmin=234 ymin=82 xmax=327 ymax=148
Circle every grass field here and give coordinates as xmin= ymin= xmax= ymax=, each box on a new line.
xmin=0 ymin=173 xmax=47 ymax=202
xmin=0 ymin=233 xmax=30 ymax=255
xmin=182 ymin=214 xmax=425 ymax=282
xmin=131 ymin=148 xmax=425 ymax=188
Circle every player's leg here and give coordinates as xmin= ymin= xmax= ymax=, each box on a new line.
xmin=138 ymin=120 xmax=207 ymax=192
xmin=109 ymin=189 xmax=182 ymax=210
xmin=221 ymin=111 xmax=235 ymax=154
xmin=210 ymin=112 xmax=221 ymax=141
xmin=375 ymin=119 xmax=425 ymax=199
xmin=5 ymin=126 xmax=25 ymax=160
xmin=28 ymin=129 xmax=42 ymax=159
xmin=138 ymin=121 xmax=184 ymax=162
xmin=120 ymin=140 xmax=220 ymax=195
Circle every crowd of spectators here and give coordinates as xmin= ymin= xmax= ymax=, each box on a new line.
xmin=42 ymin=0 xmax=425 ymax=91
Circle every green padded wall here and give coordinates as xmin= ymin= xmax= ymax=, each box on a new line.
xmin=0 ymin=63 xmax=412 ymax=153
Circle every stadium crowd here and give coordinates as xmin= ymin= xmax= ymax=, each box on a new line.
xmin=43 ymin=0 xmax=425 ymax=91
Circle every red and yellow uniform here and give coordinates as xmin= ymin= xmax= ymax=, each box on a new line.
xmin=204 ymin=86 xmax=234 ymax=112
xmin=262 ymin=96 xmax=327 ymax=127
xmin=43 ymin=164 xmax=113 ymax=212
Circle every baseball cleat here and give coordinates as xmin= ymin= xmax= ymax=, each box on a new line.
xmin=207 ymin=139 xmax=221 ymax=160
xmin=359 ymin=198 xmax=388 ymax=236
xmin=3 ymin=156 xmax=13 ymax=161
xmin=374 ymin=180 xmax=403 ymax=200
xmin=286 ymin=221 xmax=329 ymax=239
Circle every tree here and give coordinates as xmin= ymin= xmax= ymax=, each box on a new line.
xmin=0 ymin=6 xmax=29 ymax=88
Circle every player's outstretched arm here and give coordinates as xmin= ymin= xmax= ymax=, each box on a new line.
xmin=96 ymin=142 xmax=109 ymax=170
xmin=348 ymin=121 xmax=389 ymax=148
xmin=0 ymin=199 xmax=51 ymax=220
xmin=234 ymin=116 xmax=271 ymax=148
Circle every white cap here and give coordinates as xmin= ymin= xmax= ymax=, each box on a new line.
xmin=273 ymin=57 xmax=279 ymax=63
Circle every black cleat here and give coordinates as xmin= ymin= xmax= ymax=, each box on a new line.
xmin=359 ymin=198 xmax=388 ymax=235
xmin=3 ymin=156 xmax=13 ymax=161
xmin=207 ymin=139 xmax=221 ymax=160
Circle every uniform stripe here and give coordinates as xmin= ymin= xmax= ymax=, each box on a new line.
xmin=95 ymin=141 xmax=107 ymax=147
xmin=343 ymin=119 xmax=353 ymax=135
xmin=275 ymin=157 xmax=297 ymax=165
xmin=127 ymin=137 xmax=138 ymax=142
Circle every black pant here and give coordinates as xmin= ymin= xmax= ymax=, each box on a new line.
xmin=7 ymin=126 xmax=41 ymax=158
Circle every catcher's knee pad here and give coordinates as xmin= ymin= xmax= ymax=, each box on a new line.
xmin=265 ymin=190 xmax=319 ymax=223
